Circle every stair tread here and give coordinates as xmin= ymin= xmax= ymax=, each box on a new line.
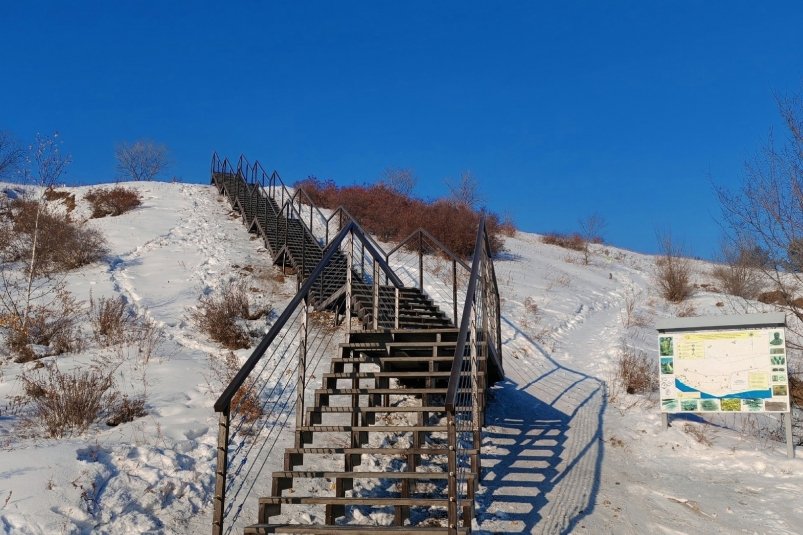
xmin=245 ymin=523 xmax=467 ymax=534
xmin=259 ymin=497 xmax=447 ymax=505
xmin=273 ymin=471 xmax=451 ymax=479
xmin=297 ymin=425 xmax=447 ymax=432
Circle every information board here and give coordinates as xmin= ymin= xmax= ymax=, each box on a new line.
xmin=658 ymin=326 xmax=790 ymax=413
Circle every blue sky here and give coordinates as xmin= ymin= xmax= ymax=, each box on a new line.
xmin=2 ymin=2 xmax=801 ymax=258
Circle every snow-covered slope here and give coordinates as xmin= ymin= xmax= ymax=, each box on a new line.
xmin=0 ymin=182 xmax=801 ymax=534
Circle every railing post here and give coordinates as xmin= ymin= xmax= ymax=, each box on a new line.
xmin=470 ymin=300 xmax=481 ymax=464
xmin=345 ymin=233 xmax=353 ymax=340
xmin=372 ymin=262 xmax=379 ymax=330
xmin=452 ymin=258 xmax=458 ymax=326
xmin=418 ymin=232 xmax=424 ymax=290
xmin=394 ymin=287 xmax=400 ymax=330
xmin=297 ymin=299 xmax=309 ymax=428
xmin=447 ymin=409 xmax=458 ymax=535
xmin=212 ymin=408 xmax=230 ymax=535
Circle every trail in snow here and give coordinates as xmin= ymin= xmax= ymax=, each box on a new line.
xmin=476 ymin=254 xmax=631 ymax=534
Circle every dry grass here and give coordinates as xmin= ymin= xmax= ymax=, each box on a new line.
xmin=89 ymin=294 xmax=130 ymax=346
xmin=85 ymin=186 xmax=142 ymax=218
xmin=616 ymin=344 xmax=657 ymax=395
xmin=191 ymin=282 xmax=268 ymax=350
xmin=21 ymin=366 xmax=115 ymax=437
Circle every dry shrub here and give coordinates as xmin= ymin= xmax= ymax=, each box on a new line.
xmin=8 ymin=289 xmax=83 ymax=362
xmin=617 ymin=344 xmax=657 ymax=395
xmin=213 ymin=351 xmax=263 ymax=425
xmin=675 ymin=302 xmax=697 ymax=317
xmin=43 ymin=188 xmax=76 ymax=212
xmin=541 ymin=232 xmax=586 ymax=251
xmin=106 ymin=395 xmax=147 ymax=427
xmin=5 ymin=199 xmax=107 ymax=272
xmin=130 ymin=316 xmax=165 ymax=363
xmin=85 ymin=186 xmax=142 ymax=218
xmin=191 ymin=282 xmax=264 ymax=349
xmin=682 ymin=422 xmax=714 ymax=447
xmin=711 ymin=244 xmax=763 ymax=299
xmin=295 ymin=178 xmax=507 ymax=257
xmin=89 ymin=294 xmax=129 ymax=346
xmin=21 ymin=366 xmax=115 ymax=437
xmin=655 ymin=237 xmax=695 ymax=303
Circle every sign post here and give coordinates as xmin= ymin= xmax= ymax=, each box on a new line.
xmin=656 ymin=312 xmax=793 ymax=459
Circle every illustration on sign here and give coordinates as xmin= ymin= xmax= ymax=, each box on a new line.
xmin=659 ymin=327 xmax=790 ymax=413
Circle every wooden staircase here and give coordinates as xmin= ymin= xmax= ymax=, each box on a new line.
xmin=211 ymin=154 xmax=500 ymax=535
xmin=247 ymin=328 xmax=479 ymax=534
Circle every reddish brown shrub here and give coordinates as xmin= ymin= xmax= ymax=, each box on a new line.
xmin=295 ymin=178 xmax=507 ymax=257
xmin=541 ymin=232 xmax=586 ymax=251
xmin=85 ymin=186 xmax=142 ymax=218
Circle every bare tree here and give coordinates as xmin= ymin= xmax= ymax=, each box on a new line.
xmin=0 ymin=133 xmax=76 ymax=359
xmin=0 ymin=131 xmax=24 ymax=180
xmin=380 ymin=167 xmax=416 ymax=196
xmin=717 ymin=89 xmax=803 ymax=341
xmin=579 ymin=213 xmax=607 ymax=264
xmin=446 ymin=170 xmax=482 ymax=209
xmin=115 ymin=139 xmax=169 ymax=181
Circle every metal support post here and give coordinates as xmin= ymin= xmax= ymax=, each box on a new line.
xmin=297 ymin=301 xmax=309 ymax=428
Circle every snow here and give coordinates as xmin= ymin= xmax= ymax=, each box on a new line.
xmin=1 ymin=182 xmax=802 ymax=534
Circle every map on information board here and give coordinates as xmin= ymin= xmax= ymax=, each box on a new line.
xmin=658 ymin=327 xmax=790 ymax=413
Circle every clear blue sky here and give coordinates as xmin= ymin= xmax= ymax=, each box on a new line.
xmin=3 ymin=1 xmax=801 ymax=258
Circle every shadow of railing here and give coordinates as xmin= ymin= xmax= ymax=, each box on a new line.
xmin=474 ymin=316 xmax=606 ymax=534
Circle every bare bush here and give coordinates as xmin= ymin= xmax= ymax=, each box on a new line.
xmin=191 ymin=282 xmax=266 ymax=350
xmin=85 ymin=186 xmax=142 ymax=218
xmin=208 ymin=352 xmax=263 ymax=425
xmin=616 ymin=344 xmax=657 ymax=395
xmin=21 ymin=366 xmax=115 ymax=437
xmin=655 ymin=233 xmax=695 ymax=303
xmin=115 ymin=140 xmax=169 ymax=181
xmin=4 ymin=199 xmax=107 ymax=272
xmin=89 ymin=294 xmax=129 ymax=346
xmin=295 ymin=177 xmax=508 ymax=257
xmin=43 ymin=188 xmax=76 ymax=212
xmin=541 ymin=232 xmax=586 ymax=252
xmin=5 ymin=288 xmax=82 ymax=362
xmin=682 ymin=422 xmax=714 ymax=446
xmin=711 ymin=242 xmax=763 ymax=299
xmin=106 ymin=395 xmax=147 ymax=427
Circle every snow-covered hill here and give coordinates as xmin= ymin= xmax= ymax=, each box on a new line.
xmin=0 ymin=182 xmax=801 ymax=534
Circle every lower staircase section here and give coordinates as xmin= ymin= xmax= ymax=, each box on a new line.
xmin=246 ymin=328 xmax=479 ymax=534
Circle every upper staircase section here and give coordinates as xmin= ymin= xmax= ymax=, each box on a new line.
xmin=211 ymin=154 xmax=453 ymax=331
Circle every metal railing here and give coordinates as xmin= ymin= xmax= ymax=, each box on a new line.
xmin=445 ymin=216 xmax=503 ymax=534
xmin=386 ymin=228 xmax=472 ymax=327
xmin=211 ymin=221 xmax=407 ymax=535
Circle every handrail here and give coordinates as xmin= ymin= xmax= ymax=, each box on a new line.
xmin=387 ymin=227 xmax=471 ymax=271
xmin=215 ymin=220 xmax=403 ymax=412
xmin=445 ymin=217 xmax=487 ymax=411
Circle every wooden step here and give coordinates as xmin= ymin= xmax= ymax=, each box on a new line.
xmin=273 ymin=470 xmax=451 ymax=480
xmin=245 ymin=523 xmax=468 ymax=534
